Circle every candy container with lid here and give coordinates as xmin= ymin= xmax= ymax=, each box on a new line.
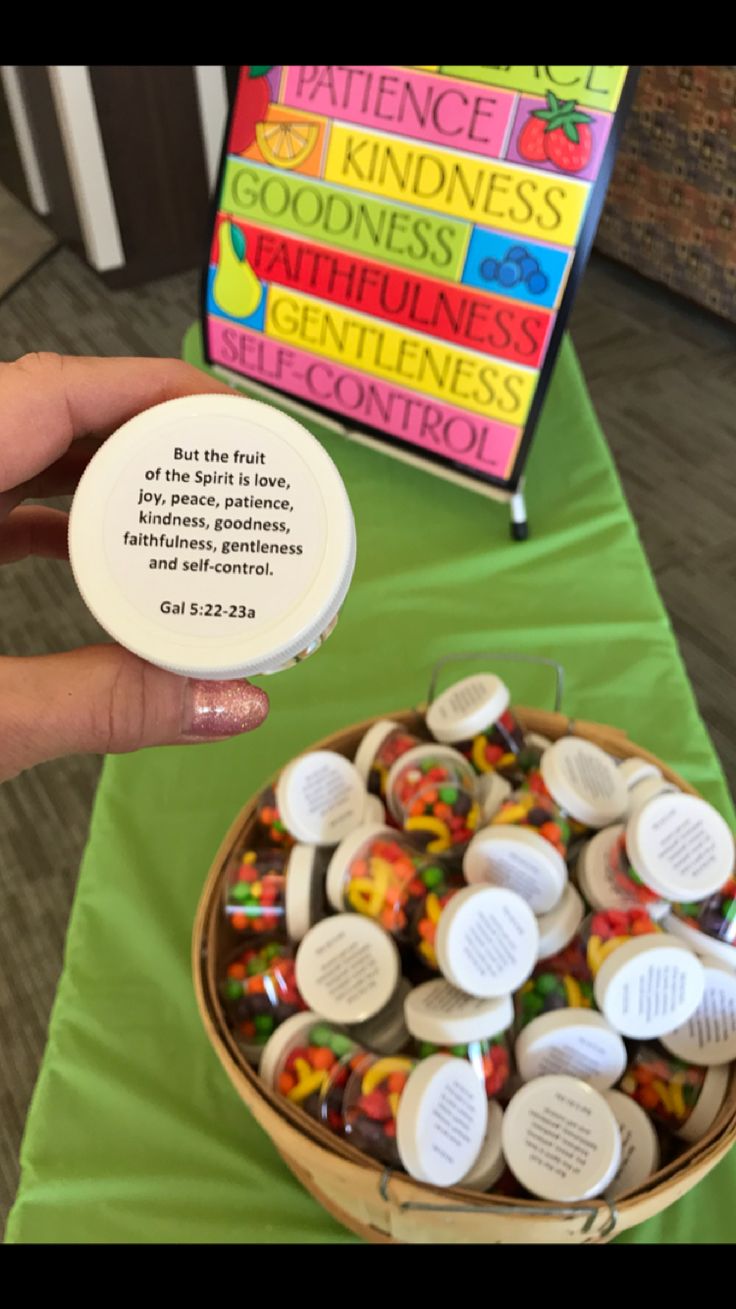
xmin=254 ymin=785 xmax=294 ymax=849
xmin=220 ymin=939 xmax=306 ymax=1063
xmin=406 ymin=883 xmax=539 ymax=998
xmin=463 ymin=821 xmax=568 ymax=914
xmin=354 ymin=720 xmax=423 ymax=799
xmin=385 ymin=744 xmax=480 ymax=853
xmin=343 ymin=1051 xmax=488 ymax=1184
xmin=612 ymin=790 xmax=734 ymax=907
xmin=515 ymin=1007 xmax=627 ymax=1089
xmin=325 ymin=824 xmax=461 ymax=940
xmin=665 ymin=876 xmax=736 ymax=969
xmin=348 ymin=977 xmax=412 ymax=1055
xmin=224 ymin=844 xmax=328 ymax=941
xmin=618 ymin=1042 xmax=729 ymax=1142
xmin=457 ymin=1101 xmax=505 ymax=1191
xmin=576 ymin=825 xmax=669 ymax=921
xmin=276 ymin=751 xmax=367 ymax=846
xmin=501 ymin=1075 xmax=622 ymax=1202
xmin=660 ymin=957 xmax=736 ymax=1066
xmin=603 ymin=1089 xmax=661 ymax=1200
xmin=425 ymin=673 xmax=525 ymax=780
xmin=295 ymin=913 xmax=403 ymax=1032
xmin=537 ymin=882 xmax=585 ymax=959
xmin=404 ymin=978 xmax=513 ymax=1099
xmin=260 ymin=1010 xmax=368 ymax=1133
xmin=581 ymin=908 xmax=705 ymax=1038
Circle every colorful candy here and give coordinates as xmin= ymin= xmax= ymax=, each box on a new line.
xmin=343 ymin=1054 xmax=415 ymax=1167
xmin=490 ymin=770 xmax=572 ymax=859
xmin=326 ymin=825 xmax=449 ymax=938
xmin=417 ymin=1037 xmax=511 ymax=1098
xmin=254 ymin=785 xmax=294 ymax=848
xmin=224 ymin=848 xmax=289 ymax=935
xmin=670 ymin=878 xmax=736 ymax=949
xmin=220 ymin=940 xmax=306 ymax=1057
xmin=386 ymin=745 xmax=480 ymax=853
xmin=618 ymin=1042 xmax=729 ymax=1141
xmin=516 ymin=968 xmax=595 ymax=1030
xmin=425 ymin=672 xmax=525 ymax=781
xmin=354 ymin=720 xmax=423 ymax=799
xmin=282 ymin=1026 xmax=367 ymax=1131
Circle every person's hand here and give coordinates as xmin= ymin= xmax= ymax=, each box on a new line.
xmin=0 ymin=353 xmax=269 ymax=783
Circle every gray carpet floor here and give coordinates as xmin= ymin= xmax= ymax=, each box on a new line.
xmin=0 ymin=238 xmax=734 ymax=1230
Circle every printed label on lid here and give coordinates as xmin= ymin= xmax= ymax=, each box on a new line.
xmin=501 ymin=1075 xmax=621 ymax=1202
xmin=436 ymin=885 xmax=539 ymax=998
xmin=405 ymin=978 xmax=513 ymax=1044
xmin=295 ymin=914 xmax=399 ymax=1024
xmin=542 ymin=737 xmax=627 ymax=826
xmin=427 ymin=673 xmax=509 ymax=741
xmin=277 ymin=752 xmax=366 ymax=844
xmin=464 ymin=827 xmax=566 ymax=913
xmin=660 ymin=963 xmax=736 ymax=1065
xmin=516 ymin=1010 xmax=627 ymax=1090
xmin=627 ymin=793 xmax=735 ymax=902
xmin=594 ymin=935 xmax=705 ymax=1039
xmin=396 ymin=1054 xmax=488 ymax=1187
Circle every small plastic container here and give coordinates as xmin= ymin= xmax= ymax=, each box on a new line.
xmin=325 ymin=823 xmax=461 ymax=940
xmin=536 ymin=883 xmax=585 ymax=960
xmin=276 ymin=750 xmax=368 ymax=846
xmin=295 ymin=913 xmax=402 ymax=1028
xmin=613 ymin=790 xmax=734 ymax=907
xmin=501 ymin=1075 xmax=622 ymax=1202
xmin=660 ymin=958 xmax=736 ymax=1066
xmin=220 ymin=939 xmax=306 ymax=1062
xmin=407 ymin=883 xmax=540 ymax=998
xmin=665 ymin=876 xmax=736 ymax=969
xmin=463 ymin=822 xmax=568 ymax=915
xmin=618 ymin=1042 xmax=730 ymax=1142
xmin=354 ymin=720 xmax=424 ymax=799
xmin=458 ymin=1100 xmax=505 ymax=1191
xmin=603 ymin=1089 xmax=661 ymax=1200
xmin=260 ymin=1010 xmax=367 ymax=1133
xmin=223 ymin=844 xmax=328 ymax=941
xmin=385 ymin=743 xmax=480 ymax=852
xmin=348 ymin=977 xmax=412 ymax=1055
xmin=514 ymin=1008 xmax=627 ymax=1090
xmin=343 ymin=1051 xmax=488 ymax=1185
xmin=581 ymin=908 xmax=705 ymax=1039
xmin=404 ymin=978 xmax=513 ymax=1099
xmin=68 ymin=395 xmax=356 ymax=679
xmin=425 ymin=673 xmax=525 ymax=779
xmin=254 ymin=785 xmax=294 ymax=848
xmin=576 ymin=824 xmax=669 ymax=920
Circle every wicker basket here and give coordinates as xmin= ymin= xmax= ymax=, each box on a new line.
xmin=193 ymin=705 xmax=736 ymax=1243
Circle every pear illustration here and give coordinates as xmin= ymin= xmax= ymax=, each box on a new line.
xmin=213 ymin=222 xmax=263 ymax=319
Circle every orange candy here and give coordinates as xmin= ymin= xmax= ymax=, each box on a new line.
xmin=308 ymin=1046 xmax=337 ymax=1070
xmin=278 ymin=1071 xmax=296 ymax=1094
xmin=387 ymin=1072 xmax=408 ymax=1094
xmin=227 ymin=962 xmax=247 ymax=980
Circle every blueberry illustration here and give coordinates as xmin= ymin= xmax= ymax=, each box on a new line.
xmin=527 ymin=270 xmax=549 ymax=295
xmin=520 ymin=256 xmax=539 ymax=279
xmin=506 ymin=245 xmax=527 ymax=262
xmin=480 ymin=257 xmax=499 ymax=282
xmin=498 ymin=260 xmax=521 ymax=288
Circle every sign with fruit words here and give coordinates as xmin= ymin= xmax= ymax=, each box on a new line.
xmin=204 ymin=66 xmax=633 ymax=493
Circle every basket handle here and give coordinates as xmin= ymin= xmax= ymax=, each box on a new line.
xmin=426 ymin=651 xmax=565 ymax=714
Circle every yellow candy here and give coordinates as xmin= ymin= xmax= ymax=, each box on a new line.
xmin=287 ymin=1068 xmax=328 ymax=1103
xmin=563 ymin=975 xmax=583 ymax=1007
xmin=362 ymin=1057 xmax=414 ymax=1095
xmin=405 ymin=815 xmax=451 ymax=852
xmin=587 ymin=933 xmax=628 ymax=974
xmin=388 ymin=1092 xmax=401 ymax=1119
xmin=425 ymin=892 xmax=442 ymax=925
xmin=491 ymin=803 xmax=528 ymax=825
xmin=669 ymin=1081 xmax=686 ymax=1119
xmin=419 ymin=938 xmax=438 ymax=968
xmin=498 ymin=752 xmax=516 ymax=769
xmin=652 ymin=1077 xmax=675 ymax=1116
xmin=472 ymin=735 xmax=493 ymax=773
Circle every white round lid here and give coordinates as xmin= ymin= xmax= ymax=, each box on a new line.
xmin=396 ymin=1053 xmax=488 ymax=1186
xmin=525 ymin=732 xmax=553 ymax=752
xmin=627 ymin=775 xmax=679 ymax=818
xmin=660 ymin=958 xmax=736 ymax=1065
xmin=259 ymin=1009 xmax=320 ymax=1087
xmin=477 ymin=772 xmax=513 ymax=822
xmin=68 ymin=394 xmax=356 ymax=679
xmin=540 ymin=737 xmax=628 ymax=828
xmin=626 ymin=792 xmax=735 ymax=902
xmin=276 ymin=751 xmax=367 ymax=846
xmin=501 ymin=1075 xmax=621 ymax=1202
xmin=463 ymin=825 xmax=567 ymax=914
xmin=425 ymin=673 xmax=510 ymax=744
xmin=515 ymin=1008 xmax=627 ymax=1090
xmin=284 ymin=844 xmax=321 ymax=941
xmin=353 ymin=720 xmax=401 ymax=784
xmin=435 ymin=885 xmax=539 ymax=998
xmin=617 ymin=757 xmax=662 ymax=792
xmin=675 ymin=1063 xmax=729 ymax=1143
xmin=603 ymin=1090 xmax=661 ymax=1200
xmin=295 ymin=914 xmax=400 ymax=1025
xmin=362 ymin=793 xmax=387 ymax=824
xmin=458 ymin=1101 xmax=505 ymax=1192
xmin=404 ymin=978 xmax=514 ymax=1045
xmin=348 ymin=977 xmax=411 ymax=1055
xmin=594 ymin=933 xmax=705 ymax=1039
xmin=325 ymin=823 xmax=394 ymax=911
xmin=663 ymin=911 xmax=736 ymax=969
xmin=576 ymin=825 xmax=670 ymax=921
xmin=536 ymin=883 xmax=585 ymax=959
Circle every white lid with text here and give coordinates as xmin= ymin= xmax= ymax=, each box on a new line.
xmin=295 ymin=914 xmax=400 ymax=1024
xmin=404 ymin=978 xmax=514 ymax=1046
xmin=536 ymin=883 xmax=585 ymax=959
xmin=515 ymin=1008 xmax=627 ymax=1090
xmin=426 ymin=674 xmax=510 ymax=744
xmin=501 ymin=1076 xmax=621 ymax=1202
xmin=660 ymin=958 xmax=736 ymax=1065
xmin=396 ymin=1053 xmax=488 ymax=1186
xmin=435 ymin=885 xmax=539 ymax=998
xmin=276 ymin=751 xmax=367 ymax=846
xmin=594 ymin=933 xmax=705 ymax=1039
xmin=576 ymin=825 xmax=670 ymax=921
xmin=540 ymin=737 xmax=628 ymax=828
xmin=626 ymin=792 xmax=735 ymax=902
xmin=464 ymin=825 xmax=567 ymax=914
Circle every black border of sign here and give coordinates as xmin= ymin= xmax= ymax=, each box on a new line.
xmin=202 ymin=66 xmax=639 ymax=496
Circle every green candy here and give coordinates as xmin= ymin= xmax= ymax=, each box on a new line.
xmin=439 ymin=786 xmax=458 ymax=803
xmin=263 ymin=942 xmax=282 ymax=960
xmin=421 ymin=865 xmax=444 ymax=889
xmin=419 ymin=1041 xmax=437 ymax=1058
xmin=230 ymin=883 xmax=251 ymax=904
xmin=523 ymin=992 xmax=544 ymax=1017
xmin=255 ymin=1014 xmax=275 ymax=1034
xmin=247 ymin=956 xmax=267 ymax=976
xmin=225 ymin=979 xmax=243 ymax=1001
xmin=535 ymin=972 xmax=560 ymax=996
xmin=450 ymin=1043 xmax=468 ymax=1058
xmin=328 ymin=1032 xmax=355 ymax=1058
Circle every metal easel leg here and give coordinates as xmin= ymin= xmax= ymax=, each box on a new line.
xmin=509 ymin=484 xmax=528 ymax=541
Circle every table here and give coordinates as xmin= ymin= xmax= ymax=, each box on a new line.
xmin=6 ymin=326 xmax=734 ymax=1243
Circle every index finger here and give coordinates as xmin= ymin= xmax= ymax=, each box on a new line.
xmin=0 ymin=352 xmax=232 ymax=493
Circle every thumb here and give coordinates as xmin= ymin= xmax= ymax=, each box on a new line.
xmin=0 ymin=645 xmax=270 ymax=781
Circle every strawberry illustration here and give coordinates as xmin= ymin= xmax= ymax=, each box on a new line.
xmin=230 ymin=66 xmax=274 ymax=155
xmin=517 ymin=92 xmax=593 ymax=174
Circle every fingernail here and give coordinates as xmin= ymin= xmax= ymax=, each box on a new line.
xmin=182 ymin=678 xmax=269 ymax=740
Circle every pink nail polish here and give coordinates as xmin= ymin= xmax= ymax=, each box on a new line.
xmin=183 ymin=679 xmax=269 ymax=740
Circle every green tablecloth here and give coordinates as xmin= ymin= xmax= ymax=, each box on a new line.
xmin=7 ymin=327 xmax=734 ymax=1244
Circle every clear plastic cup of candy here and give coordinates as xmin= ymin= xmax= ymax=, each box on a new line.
xmin=219 ymin=939 xmax=307 ymax=1063
xmin=326 ymin=823 xmax=463 ymax=941
xmin=385 ymin=743 xmax=480 ymax=854
xmin=254 ymin=784 xmax=294 ymax=848
xmin=576 ymin=825 xmax=669 ymax=920
xmin=618 ymin=1042 xmax=729 ymax=1142
xmin=425 ymin=673 xmax=526 ymax=781
xmin=406 ymin=883 xmax=539 ymax=999
xmin=223 ymin=844 xmax=329 ymax=942
xmin=404 ymin=978 xmax=513 ymax=1099
xmin=613 ymin=789 xmax=734 ymax=908
xmin=343 ymin=1051 xmax=488 ymax=1184
xmin=664 ymin=877 xmax=736 ymax=969
xmin=260 ymin=1010 xmax=369 ymax=1133
xmin=354 ymin=719 xmax=424 ymax=799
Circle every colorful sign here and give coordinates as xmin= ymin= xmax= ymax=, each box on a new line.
xmin=204 ymin=65 xmax=633 ymax=491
